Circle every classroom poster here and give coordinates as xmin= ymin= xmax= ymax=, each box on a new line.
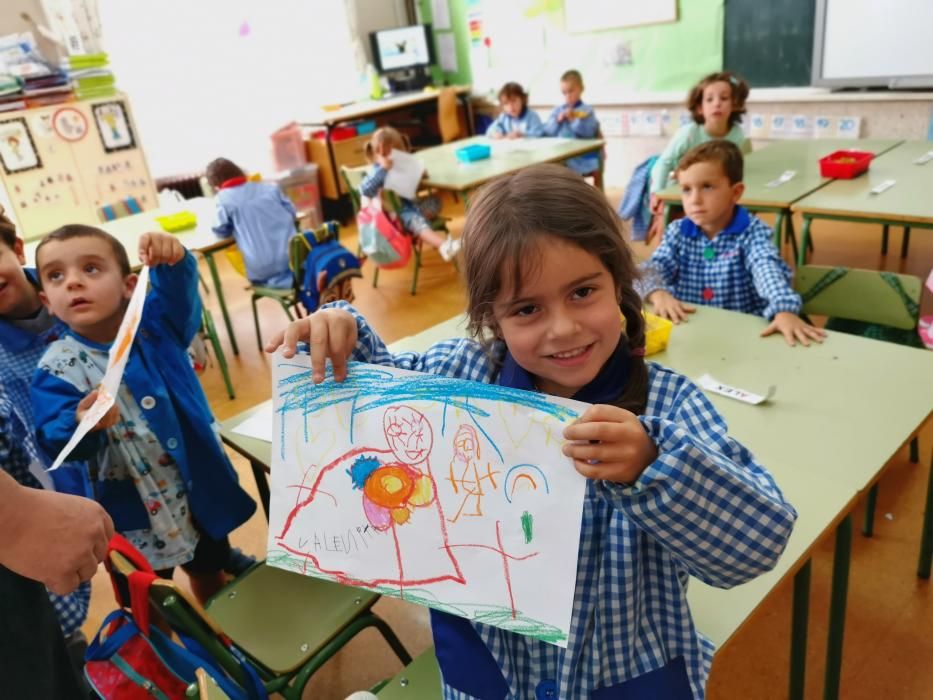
xmin=0 ymin=117 xmax=42 ymax=174
xmin=266 ymin=355 xmax=589 ymax=646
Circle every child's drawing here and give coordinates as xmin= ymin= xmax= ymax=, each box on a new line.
xmin=267 ymin=355 xmax=589 ymax=646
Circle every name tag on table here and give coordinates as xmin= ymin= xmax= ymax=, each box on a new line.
xmin=698 ymin=374 xmax=776 ymax=405
xmin=766 ymin=170 xmax=796 ymax=188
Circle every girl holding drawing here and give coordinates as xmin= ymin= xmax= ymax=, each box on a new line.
xmin=267 ymin=163 xmax=796 ymax=699
xmin=360 ymin=127 xmax=460 ymax=262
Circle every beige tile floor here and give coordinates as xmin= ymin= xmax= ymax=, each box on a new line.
xmin=81 ymin=188 xmax=933 ymax=699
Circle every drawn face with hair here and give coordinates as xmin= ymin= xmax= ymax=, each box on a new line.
xmin=452 ymin=424 xmax=480 ymax=462
xmin=383 ymin=406 xmax=434 ymax=465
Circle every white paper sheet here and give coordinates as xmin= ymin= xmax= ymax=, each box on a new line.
xmin=697 ymin=373 xmax=775 ymax=405
xmin=266 ymin=355 xmax=589 ymax=647
xmin=437 ymin=32 xmax=458 ymax=73
xmin=49 ymin=266 xmax=150 ymax=470
xmin=230 ymin=404 xmax=274 ymax=442
xmin=384 ymin=149 xmax=426 ymax=201
xmin=431 ymin=0 xmax=451 ymax=30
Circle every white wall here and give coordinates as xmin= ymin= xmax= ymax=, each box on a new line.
xmin=99 ymin=0 xmax=361 ymax=178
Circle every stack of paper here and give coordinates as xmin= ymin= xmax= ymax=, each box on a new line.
xmin=62 ymin=53 xmax=116 ymax=100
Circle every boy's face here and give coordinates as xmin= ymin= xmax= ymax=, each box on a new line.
xmin=501 ymin=95 xmax=524 ymax=118
xmin=37 ymin=236 xmax=136 ymax=341
xmin=560 ymin=80 xmax=582 ymax=107
xmin=677 ymin=160 xmax=744 ymax=236
xmin=0 ymin=238 xmax=42 ymax=318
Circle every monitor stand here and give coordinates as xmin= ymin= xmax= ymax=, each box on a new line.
xmin=386 ymin=66 xmax=432 ymax=93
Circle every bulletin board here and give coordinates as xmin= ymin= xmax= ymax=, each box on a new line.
xmin=0 ymin=95 xmax=157 ymax=241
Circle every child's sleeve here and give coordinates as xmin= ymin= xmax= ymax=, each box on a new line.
xmin=594 ymin=370 xmax=797 ymax=587
xmin=744 ymin=222 xmax=802 ymax=319
xmin=212 ymin=200 xmax=234 ymax=237
xmin=634 ymin=223 xmax=682 ymax=300
xmin=322 ymin=301 xmax=495 ymax=382
xmin=541 ymin=106 xmax=562 ymax=137
xmin=650 ymin=126 xmax=691 ymax=193
xmin=569 ymin=106 xmax=599 ymax=138
xmin=31 ymin=359 xmax=105 ymax=462
xmin=0 ymin=394 xmax=35 ymax=484
xmin=359 ymin=165 xmax=388 ymax=199
xmin=147 ymin=250 xmax=202 ymax=346
xmin=524 ymin=111 xmax=545 ymax=137
xmin=485 ymin=114 xmax=506 ymax=137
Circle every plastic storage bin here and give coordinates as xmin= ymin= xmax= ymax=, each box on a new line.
xmin=353 ymin=119 xmax=377 ymax=135
xmin=273 ymin=164 xmax=323 ymax=228
xmin=270 ymin=122 xmax=308 ymax=173
xmin=643 ymin=311 xmax=673 ymax=356
xmin=456 ymin=143 xmax=491 ymax=163
xmin=155 ymin=211 xmax=197 ymax=233
xmin=819 ymin=150 xmax=873 ymax=179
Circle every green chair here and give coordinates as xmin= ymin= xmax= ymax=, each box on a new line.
xmin=373 ymin=648 xmax=442 ymax=698
xmin=186 ymin=668 xmax=232 ymax=699
xmin=201 ymin=305 xmax=235 ymax=399
xmin=342 ymin=165 xmax=451 ymax=296
xmin=110 ymin=551 xmax=413 ymax=700
xmin=795 ymin=265 xmax=923 ymax=535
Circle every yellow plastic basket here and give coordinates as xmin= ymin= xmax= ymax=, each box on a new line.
xmin=155 ymin=211 xmax=197 ymax=233
xmin=643 ymin=311 xmax=673 ymax=356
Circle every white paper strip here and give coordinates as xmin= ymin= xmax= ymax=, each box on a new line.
xmin=697 ymin=373 xmax=775 ymax=405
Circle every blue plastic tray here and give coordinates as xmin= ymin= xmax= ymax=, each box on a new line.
xmin=456 ymin=144 xmax=491 ymax=162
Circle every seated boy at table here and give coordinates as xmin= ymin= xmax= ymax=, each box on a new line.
xmin=541 ymin=69 xmax=601 ymax=177
xmin=635 ymin=141 xmax=826 ymax=347
xmin=30 ymin=226 xmax=256 ymax=602
xmin=207 ymin=157 xmax=296 ymax=288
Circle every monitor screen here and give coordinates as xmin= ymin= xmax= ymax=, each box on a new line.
xmin=370 ymin=24 xmax=434 ymax=72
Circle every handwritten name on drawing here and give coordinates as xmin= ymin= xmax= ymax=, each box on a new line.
xmin=298 ymin=525 xmax=379 ymax=554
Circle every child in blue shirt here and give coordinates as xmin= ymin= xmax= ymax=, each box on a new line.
xmin=208 ymin=157 xmax=296 ymax=288
xmin=637 ymin=141 xmax=826 ymax=347
xmin=541 ymin=69 xmax=600 ymax=176
xmin=31 ymin=225 xmax=256 ymax=602
xmin=266 ymin=163 xmax=796 ymax=698
xmin=360 ymin=127 xmax=460 ymax=262
xmin=485 ymin=82 xmax=544 ymax=139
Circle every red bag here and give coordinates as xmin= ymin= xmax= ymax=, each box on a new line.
xmin=357 ymin=196 xmax=412 ymax=270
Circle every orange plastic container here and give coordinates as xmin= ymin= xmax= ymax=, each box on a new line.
xmin=819 ymin=150 xmax=873 ymax=179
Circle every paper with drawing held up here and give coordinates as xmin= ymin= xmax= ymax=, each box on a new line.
xmin=48 ymin=266 xmax=149 ymax=470
xmin=384 ymin=149 xmax=426 ymax=201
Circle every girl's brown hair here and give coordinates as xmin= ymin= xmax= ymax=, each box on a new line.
xmin=364 ymin=126 xmax=412 ymax=162
xmin=498 ymin=82 xmax=529 ymax=109
xmin=686 ymin=71 xmax=749 ymax=127
xmin=461 ymin=163 xmax=648 ymax=414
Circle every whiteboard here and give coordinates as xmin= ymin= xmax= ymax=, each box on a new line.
xmin=813 ymin=0 xmax=933 ymax=88
xmin=564 ymin=0 xmax=677 ymax=34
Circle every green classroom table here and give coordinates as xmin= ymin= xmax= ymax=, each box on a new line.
xmin=657 ymin=139 xmax=903 ymax=257
xmin=220 ymin=307 xmax=933 ymax=700
xmin=415 ymin=135 xmax=604 ymax=196
xmin=23 ymin=196 xmax=240 ymax=355
xmin=792 ymin=140 xmax=933 ymax=267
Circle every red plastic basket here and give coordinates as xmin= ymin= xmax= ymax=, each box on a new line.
xmin=819 ymin=150 xmax=873 ymax=179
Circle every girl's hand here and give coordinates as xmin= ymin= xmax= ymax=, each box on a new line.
xmin=263 ymin=308 xmax=358 ymax=383
xmin=648 ymin=290 xmax=696 ymax=324
xmin=649 ymin=194 xmax=664 ymax=216
xmin=761 ymin=311 xmax=827 ymax=347
xmin=506 ymin=130 xmax=521 ymax=139
xmin=376 ymin=153 xmax=393 ymax=170
xmin=139 ymin=232 xmax=185 ymax=267
xmin=562 ymin=404 xmax=657 ymax=484
xmin=76 ymin=390 xmax=120 ymax=430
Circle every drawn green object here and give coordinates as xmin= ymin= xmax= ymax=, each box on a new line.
xmin=521 ymin=511 xmax=534 ymax=544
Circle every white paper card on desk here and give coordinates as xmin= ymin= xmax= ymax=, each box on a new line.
xmin=230 ymin=404 xmax=274 ymax=443
xmin=870 ymin=179 xmax=896 ymax=195
xmin=697 ymin=373 xmax=775 ymax=405
xmin=766 ymin=170 xmax=797 ymax=188
xmin=913 ymin=150 xmax=933 ymax=165
xmin=266 ymin=354 xmax=589 ymax=647
xmin=384 ymin=149 xmax=425 ymax=201
xmin=49 ymin=266 xmax=150 ymax=470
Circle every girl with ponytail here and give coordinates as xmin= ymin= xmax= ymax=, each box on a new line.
xmin=268 ymin=163 xmax=796 ymax=699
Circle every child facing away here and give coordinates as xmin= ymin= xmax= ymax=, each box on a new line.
xmin=541 ymin=69 xmax=600 ymax=177
xmin=207 ymin=157 xmax=297 ymax=288
xmin=485 ymin=82 xmax=544 ymax=139
xmin=30 ymin=226 xmax=256 ymax=603
xmin=265 ymin=163 xmax=797 ymax=698
xmin=359 ymin=127 xmax=460 ymax=262
xmin=637 ymin=141 xmax=826 ymax=347
xmin=650 ymin=71 xmax=752 ymax=214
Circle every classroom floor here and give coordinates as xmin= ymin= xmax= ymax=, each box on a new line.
xmin=82 ymin=189 xmax=933 ymax=699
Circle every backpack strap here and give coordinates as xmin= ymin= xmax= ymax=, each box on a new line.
xmin=104 ymin=533 xmax=158 ymax=635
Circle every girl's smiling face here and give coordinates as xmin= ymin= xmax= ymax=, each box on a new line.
xmin=492 ymin=236 xmax=622 ymax=399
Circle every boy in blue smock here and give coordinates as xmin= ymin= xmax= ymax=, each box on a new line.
xmin=636 ymin=141 xmax=826 ymax=347
xmin=208 ymin=157 xmax=296 ymax=288
xmin=30 ymin=226 xmax=256 ymax=602
xmin=541 ymin=69 xmax=600 ymax=176
xmin=486 ymin=82 xmax=544 ymax=139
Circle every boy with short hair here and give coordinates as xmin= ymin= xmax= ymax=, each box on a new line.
xmin=541 ymin=69 xmax=601 ymax=176
xmin=636 ymin=140 xmax=826 ymax=346
xmin=30 ymin=225 xmax=256 ymax=602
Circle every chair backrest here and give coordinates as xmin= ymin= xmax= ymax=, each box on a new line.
xmin=437 ymin=87 xmax=461 ymax=143
xmin=795 ymin=265 xmax=922 ymax=330
xmin=288 ymin=220 xmax=340 ymax=277
xmin=340 ymin=165 xmax=370 ymax=215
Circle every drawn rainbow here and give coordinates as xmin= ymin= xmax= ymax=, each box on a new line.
xmin=504 ymin=464 xmax=550 ymax=503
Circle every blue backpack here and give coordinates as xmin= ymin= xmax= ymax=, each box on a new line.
xmin=296 ymin=226 xmax=363 ymax=313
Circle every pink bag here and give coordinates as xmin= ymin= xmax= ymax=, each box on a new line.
xmin=357 ymin=196 xmax=412 ymax=270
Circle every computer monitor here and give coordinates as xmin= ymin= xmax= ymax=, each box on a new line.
xmin=369 ymin=24 xmax=435 ymax=91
